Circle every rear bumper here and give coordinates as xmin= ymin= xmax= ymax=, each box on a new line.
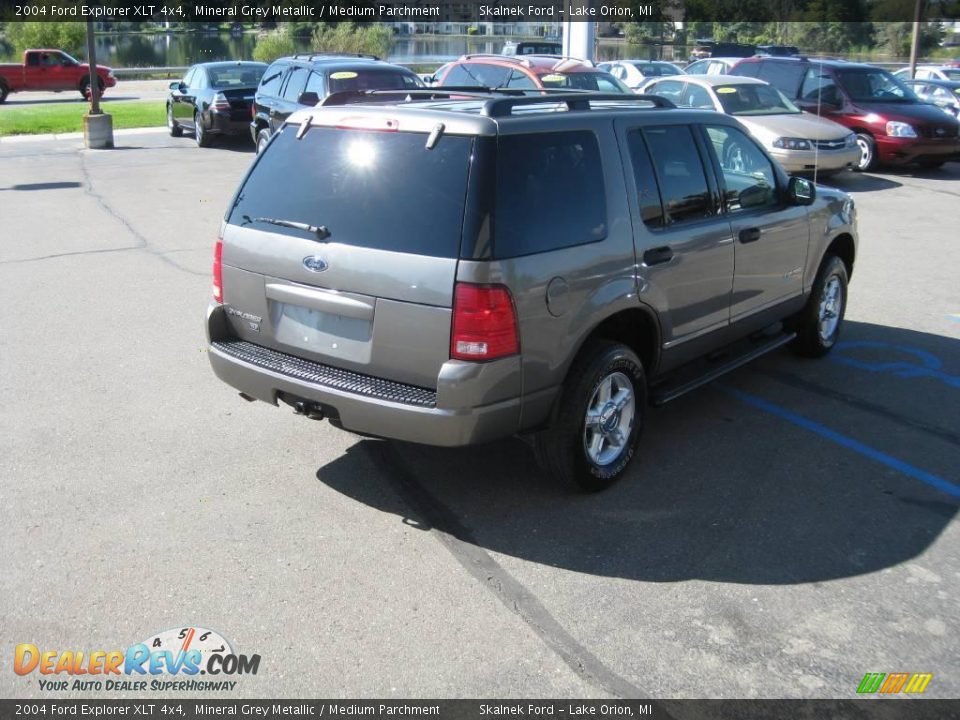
xmin=206 ymin=304 xmax=524 ymax=447
xmin=876 ymin=135 xmax=960 ymax=165
xmin=209 ymin=112 xmax=252 ymax=136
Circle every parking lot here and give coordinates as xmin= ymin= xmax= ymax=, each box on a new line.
xmin=1 ymin=130 xmax=957 ymax=699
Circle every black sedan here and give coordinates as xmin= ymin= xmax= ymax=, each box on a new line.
xmin=167 ymin=61 xmax=267 ymax=147
xmin=902 ymin=78 xmax=960 ymax=118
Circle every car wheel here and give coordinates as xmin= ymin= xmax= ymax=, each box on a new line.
xmin=534 ymin=341 xmax=646 ymax=492
xmin=790 ymin=255 xmax=848 ymax=358
xmin=195 ymin=112 xmax=212 ymax=148
xmin=167 ymin=104 xmax=182 ymax=137
xmin=79 ymin=77 xmax=105 ymax=100
xmin=854 ymin=132 xmax=877 ymax=172
xmin=256 ymin=129 xmax=271 ymax=154
xmin=0 ymin=81 xmax=8 ymax=103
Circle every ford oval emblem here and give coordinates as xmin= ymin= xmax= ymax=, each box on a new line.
xmin=303 ymin=256 xmax=328 ymax=273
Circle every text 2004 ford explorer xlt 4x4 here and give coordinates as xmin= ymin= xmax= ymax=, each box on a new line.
xmin=207 ymin=92 xmax=857 ymax=491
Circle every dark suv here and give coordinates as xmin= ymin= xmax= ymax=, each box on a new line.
xmin=209 ymin=91 xmax=857 ymax=491
xmin=732 ymin=57 xmax=960 ymax=170
xmin=250 ymin=53 xmax=423 ymax=153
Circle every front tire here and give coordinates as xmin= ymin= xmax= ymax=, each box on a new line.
xmin=791 ymin=255 xmax=849 ymax=358
xmin=79 ymin=77 xmax=105 ymax=100
xmin=854 ymin=132 xmax=877 ymax=172
xmin=195 ymin=111 xmax=212 ymax=148
xmin=534 ymin=341 xmax=646 ymax=492
xmin=167 ymin=104 xmax=182 ymax=137
xmin=0 ymin=81 xmax=8 ymax=104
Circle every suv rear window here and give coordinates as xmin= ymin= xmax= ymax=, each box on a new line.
xmin=327 ymin=69 xmax=422 ymax=94
xmin=228 ymin=126 xmax=472 ymax=259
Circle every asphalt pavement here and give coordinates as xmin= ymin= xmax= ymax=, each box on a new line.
xmin=0 ymin=130 xmax=957 ymax=700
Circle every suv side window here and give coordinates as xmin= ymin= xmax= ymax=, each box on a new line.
xmin=734 ymin=62 xmax=761 ymax=78
xmin=304 ymin=71 xmax=324 ymax=97
xmin=258 ymin=62 xmax=286 ymax=97
xmin=281 ymin=66 xmax=308 ymax=102
xmin=758 ymin=62 xmax=805 ymax=96
xmin=800 ymin=68 xmax=841 ymax=105
xmin=626 ymin=131 xmax=665 ymax=227
xmin=641 ymin=125 xmax=713 ymax=224
xmin=495 ymin=131 xmax=607 ymax=257
xmin=704 ymin=126 xmax=778 ymax=213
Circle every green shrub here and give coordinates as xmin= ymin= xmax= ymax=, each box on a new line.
xmin=252 ymin=30 xmax=297 ymax=63
xmin=6 ymin=21 xmax=86 ymax=56
xmin=311 ymin=23 xmax=393 ymax=58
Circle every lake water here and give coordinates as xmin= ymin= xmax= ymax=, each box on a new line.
xmin=75 ymin=31 xmax=681 ymax=68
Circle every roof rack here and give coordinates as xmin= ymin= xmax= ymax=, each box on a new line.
xmin=481 ymin=93 xmax=676 ymax=117
xmin=319 ymin=87 xmax=598 ymax=107
xmin=292 ymin=52 xmax=381 ymax=62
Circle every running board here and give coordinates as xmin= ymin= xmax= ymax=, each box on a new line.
xmin=651 ymin=332 xmax=796 ymax=406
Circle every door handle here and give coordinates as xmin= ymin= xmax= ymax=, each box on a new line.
xmin=643 ymin=246 xmax=674 ymax=266
xmin=739 ymin=227 xmax=762 ymax=244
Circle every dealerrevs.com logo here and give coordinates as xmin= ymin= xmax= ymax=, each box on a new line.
xmin=15 ymin=626 xmax=260 ymax=692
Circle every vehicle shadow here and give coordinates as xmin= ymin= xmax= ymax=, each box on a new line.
xmin=819 ymin=172 xmax=902 ymax=192
xmin=316 ymin=321 xmax=958 ymax=586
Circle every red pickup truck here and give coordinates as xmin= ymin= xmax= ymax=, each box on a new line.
xmin=0 ymin=49 xmax=116 ymax=103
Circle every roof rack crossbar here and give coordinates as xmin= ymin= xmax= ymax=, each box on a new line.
xmin=481 ymin=93 xmax=676 ymax=117
xmin=319 ymin=88 xmax=521 ymax=107
xmin=292 ymin=52 xmax=380 ymax=61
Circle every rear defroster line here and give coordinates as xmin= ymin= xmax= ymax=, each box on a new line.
xmin=362 ymin=440 xmax=674 ymax=707
xmin=720 ymin=385 xmax=960 ymax=499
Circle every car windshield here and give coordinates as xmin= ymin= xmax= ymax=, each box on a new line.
xmin=715 ymin=84 xmax=801 ymax=115
xmin=208 ymin=65 xmax=265 ymax=88
xmin=327 ymin=69 xmax=424 ymax=94
xmin=942 ymin=69 xmax=960 ymax=80
xmin=633 ymin=62 xmax=682 ymax=76
xmin=837 ymin=69 xmax=918 ymax=102
xmin=538 ymin=72 xmax=631 ymax=93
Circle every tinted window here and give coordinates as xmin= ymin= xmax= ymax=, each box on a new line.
xmin=836 ymin=69 xmax=917 ymax=102
xmin=705 ymin=126 xmax=777 ymax=213
xmin=800 ymin=68 xmax=842 ymax=105
xmin=229 ymin=127 xmax=472 ymax=259
xmin=757 ymin=62 xmax=805 ymax=96
xmin=258 ymin=63 xmax=286 ymax=96
xmin=680 ymin=84 xmax=714 ymax=108
xmin=327 ymin=69 xmax=422 ymax=94
xmin=733 ymin=61 xmax=761 ymax=78
xmin=538 ymin=72 xmax=630 ymax=93
xmin=208 ymin=64 xmax=265 ymax=88
xmin=494 ymin=131 xmax=606 ymax=257
xmin=626 ymin=131 xmax=665 ymax=227
xmin=454 ymin=63 xmax=511 ymax=88
xmin=281 ymin=66 xmax=308 ymax=101
xmin=642 ymin=126 xmax=712 ymax=224
xmin=304 ymin=71 xmax=324 ymax=96
xmin=441 ymin=64 xmax=476 ymax=85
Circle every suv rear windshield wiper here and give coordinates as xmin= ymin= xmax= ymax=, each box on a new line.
xmin=241 ymin=215 xmax=331 ymax=241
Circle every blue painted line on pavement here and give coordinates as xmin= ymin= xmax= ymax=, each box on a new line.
xmin=720 ymin=385 xmax=960 ymax=499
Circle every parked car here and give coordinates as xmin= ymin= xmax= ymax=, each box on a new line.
xmin=732 ymin=57 xmax=960 ymax=170
xmin=502 ymin=41 xmax=562 ymax=56
xmin=902 ymin=78 xmax=960 ymax=117
xmin=424 ymin=62 xmax=452 ymax=87
xmin=439 ymin=55 xmax=631 ymax=93
xmin=641 ymin=75 xmax=859 ymax=176
xmin=598 ymin=60 xmax=685 ymax=90
xmin=207 ymin=90 xmax=857 ymax=491
xmin=167 ymin=61 xmax=267 ymax=147
xmin=0 ymin=49 xmax=115 ymax=103
xmin=683 ymin=57 xmax=744 ymax=76
xmin=251 ymin=53 xmax=424 ymax=153
xmin=893 ymin=65 xmax=960 ymax=82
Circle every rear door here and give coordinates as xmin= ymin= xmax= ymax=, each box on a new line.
xmin=272 ymin=65 xmax=308 ymax=130
xmin=220 ymin=122 xmax=475 ymax=389
xmin=617 ymin=121 xmax=735 ymax=345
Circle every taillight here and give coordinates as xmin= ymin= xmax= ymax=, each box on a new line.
xmin=212 ymin=92 xmax=230 ymax=112
xmin=450 ymin=283 xmax=519 ymax=361
xmin=212 ymin=238 xmax=223 ymax=304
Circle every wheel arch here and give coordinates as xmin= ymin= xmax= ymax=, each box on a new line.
xmin=826 ymin=232 xmax=856 ymax=280
xmin=568 ymin=305 xmax=662 ymax=381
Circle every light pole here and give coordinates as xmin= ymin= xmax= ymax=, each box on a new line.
xmin=908 ymin=0 xmax=924 ymax=79
xmin=83 ymin=20 xmax=113 ymax=149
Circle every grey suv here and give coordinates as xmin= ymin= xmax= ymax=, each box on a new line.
xmin=207 ymin=91 xmax=857 ymax=491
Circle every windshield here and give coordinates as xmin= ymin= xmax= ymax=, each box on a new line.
xmin=538 ymin=72 xmax=631 ymax=93
xmin=715 ymin=84 xmax=801 ymax=115
xmin=208 ymin=65 xmax=265 ymax=88
xmin=837 ymin=69 xmax=918 ymax=102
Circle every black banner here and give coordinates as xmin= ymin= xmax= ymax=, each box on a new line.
xmin=0 ymin=0 xmax=957 ymax=23
xmin=1 ymin=700 xmax=959 ymax=720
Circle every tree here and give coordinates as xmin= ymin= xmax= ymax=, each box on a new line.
xmin=5 ymin=21 xmax=86 ymax=55
xmin=252 ymin=27 xmax=297 ymax=63
xmin=311 ymin=23 xmax=393 ymax=58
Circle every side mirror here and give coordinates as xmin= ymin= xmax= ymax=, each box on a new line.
xmin=298 ymin=91 xmax=320 ymax=106
xmin=788 ymin=176 xmax=816 ymax=206
xmin=168 ymin=81 xmax=180 ymax=90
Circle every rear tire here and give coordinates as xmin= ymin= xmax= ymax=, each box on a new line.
xmin=256 ymin=128 xmax=271 ymax=154
xmin=0 ymin=81 xmax=8 ymax=104
xmin=167 ymin=104 xmax=182 ymax=137
xmin=79 ymin=77 xmax=105 ymax=100
xmin=854 ymin=132 xmax=877 ymax=172
xmin=195 ymin=111 xmax=212 ymax=148
xmin=534 ymin=341 xmax=646 ymax=492
xmin=790 ymin=255 xmax=848 ymax=358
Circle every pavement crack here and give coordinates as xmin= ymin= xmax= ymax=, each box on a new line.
xmin=364 ymin=440 xmax=673 ymax=708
